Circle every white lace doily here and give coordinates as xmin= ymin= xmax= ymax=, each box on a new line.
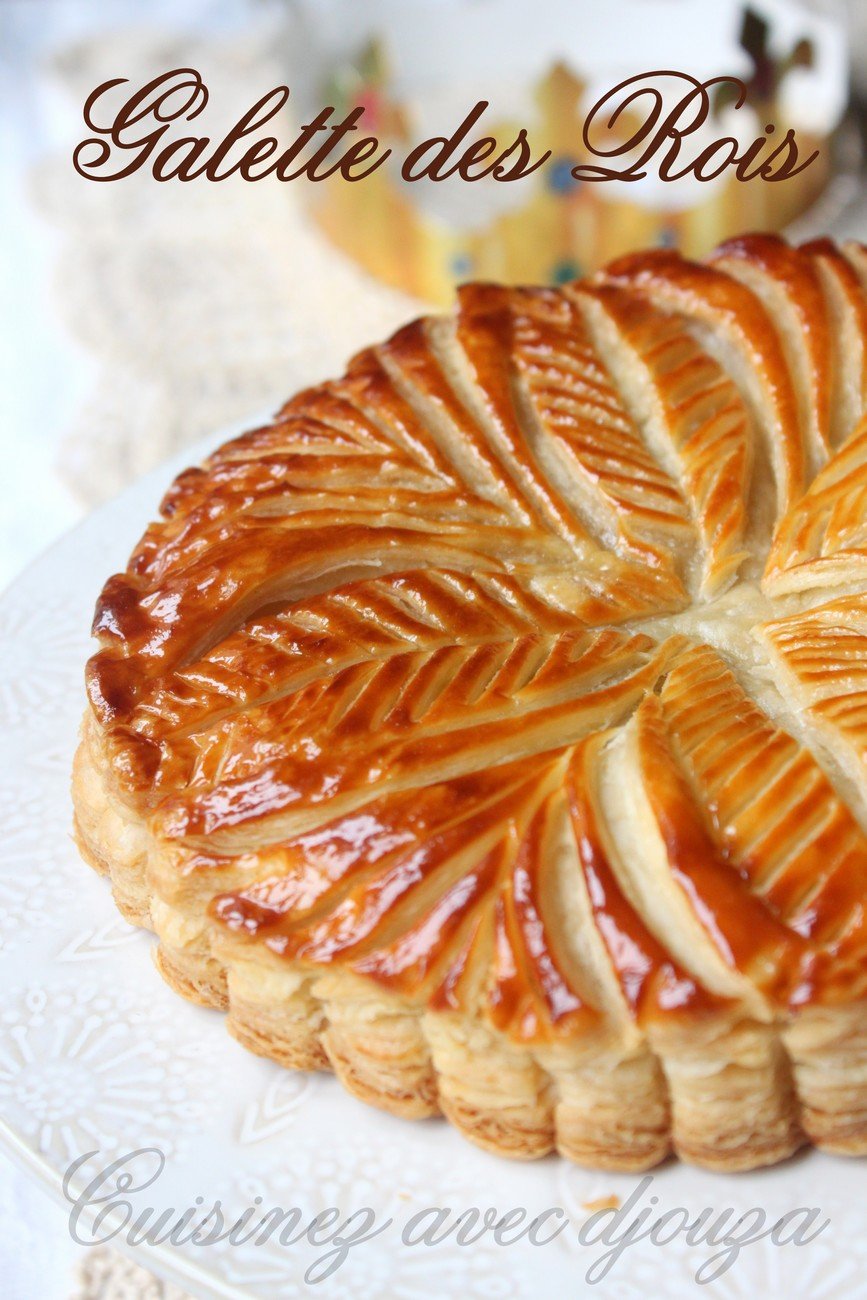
xmin=72 ymin=1249 xmax=192 ymax=1300
xmin=32 ymin=20 xmax=420 ymax=509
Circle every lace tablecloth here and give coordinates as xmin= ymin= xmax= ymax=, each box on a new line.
xmin=32 ymin=20 xmax=420 ymax=510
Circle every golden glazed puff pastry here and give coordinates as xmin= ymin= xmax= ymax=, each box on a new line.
xmin=74 ymin=233 xmax=867 ymax=1172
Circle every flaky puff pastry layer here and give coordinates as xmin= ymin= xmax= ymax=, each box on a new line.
xmin=74 ymin=236 xmax=867 ymax=1171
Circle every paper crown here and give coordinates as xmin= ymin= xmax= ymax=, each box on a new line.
xmin=302 ymin=3 xmax=847 ymax=303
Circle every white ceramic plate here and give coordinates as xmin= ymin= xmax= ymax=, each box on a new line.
xmin=1 ymin=425 xmax=866 ymax=1300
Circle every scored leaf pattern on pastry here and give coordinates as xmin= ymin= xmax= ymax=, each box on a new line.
xmin=75 ymin=236 xmax=867 ymax=1171
xmin=764 ymin=416 xmax=867 ymax=594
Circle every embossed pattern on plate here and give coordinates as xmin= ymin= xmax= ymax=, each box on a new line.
xmin=1 ymin=427 xmax=865 ymax=1300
